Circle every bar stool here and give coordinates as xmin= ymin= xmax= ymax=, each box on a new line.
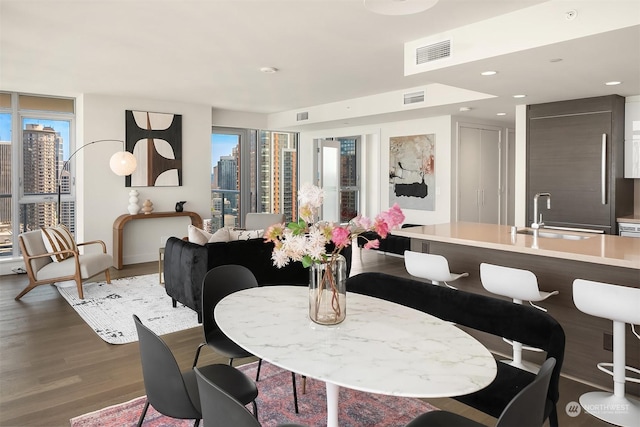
xmin=480 ymin=263 xmax=558 ymax=373
xmin=573 ymin=279 xmax=640 ymax=427
xmin=404 ymin=251 xmax=468 ymax=290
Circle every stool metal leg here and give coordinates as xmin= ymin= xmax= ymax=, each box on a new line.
xmin=579 ymin=320 xmax=640 ymax=427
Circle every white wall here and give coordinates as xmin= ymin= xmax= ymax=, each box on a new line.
xmin=81 ymin=94 xmax=212 ymax=265
xmin=299 ymin=115 xmax=453 ymax=225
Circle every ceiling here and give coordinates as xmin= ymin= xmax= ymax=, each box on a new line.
xmin=1 ymin=0 xmax=639 ymax=128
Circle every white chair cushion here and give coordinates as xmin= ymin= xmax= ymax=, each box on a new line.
xmin=41 ymin=225 xmax=77 ymax=262
xmin=36 ymin=252 xmax=113 ymax=281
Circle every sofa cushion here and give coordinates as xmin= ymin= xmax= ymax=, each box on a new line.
xmin=188 ymin=225 xmax=230 ymax=245
xmin=229 ymin=229 xmax=264 ymax=241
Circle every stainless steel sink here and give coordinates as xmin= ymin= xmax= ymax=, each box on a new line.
xmin=515 ymin=229 xmax=591 ymax=240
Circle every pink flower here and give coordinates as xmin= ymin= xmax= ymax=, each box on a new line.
xmin=378 ymin=203 xmax=405 ymax=229
xmin=373 ymin=220 xmax=389 ymax=238
xmin=331 ymin=226 xmax=351 ymax=248
xmin=364 ymin=239 xmax=380 ymax=250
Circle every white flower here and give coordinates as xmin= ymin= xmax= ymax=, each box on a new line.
xmin=271 ymin=247 xmax=290 ymax=268
xmin=299 ymin=182 xmax=324 ymax=208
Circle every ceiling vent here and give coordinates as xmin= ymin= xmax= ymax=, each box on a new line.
xmin=416 ymin=39 xmax=451 ymax=65
xmin=403 ymin=91 xmax=425 ymax=105
xmin=296 ymin=111 xmax=309 ymax=121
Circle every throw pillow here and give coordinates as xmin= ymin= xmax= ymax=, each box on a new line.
xmin=208 ymin=227 xmax=230 ymax=243
xmin=188 ymin=224 xmax=211 ymax=245
xmin=41 ymin=225 xmax=77 ymax=262
xmin=188 ymin=225 xmax=232 ymax=245
xmin=229 ymin=229 xmax=264 ymax=241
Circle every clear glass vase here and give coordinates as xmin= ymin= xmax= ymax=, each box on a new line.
xmin=309 ymin=254 xmax=347 ymax=325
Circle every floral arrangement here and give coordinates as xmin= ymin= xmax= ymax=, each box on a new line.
xmin=264 ymin=183 xmax=404 ymax=323
xmin=264 ymin=183 xmax=405 ymax=268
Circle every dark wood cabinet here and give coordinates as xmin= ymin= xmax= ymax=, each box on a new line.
xmin=527 ymin=95 xmax=634 ymax=234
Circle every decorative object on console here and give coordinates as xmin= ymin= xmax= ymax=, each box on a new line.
xmin=174 ymin=201 xmax=186 ymax=212
xmin=125 ymin=110 xmax=182 ymax=187
xmin=264 ymin=183 xmax=404 ymax=325
xmin=127 ymin=189 xmax=140 ymax=214
xmin=141 ymin=199 xmax=154 ymax=214
xmin=57 ymin=139 xmax=136 ymax=224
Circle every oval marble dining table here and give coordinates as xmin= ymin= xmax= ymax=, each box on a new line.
xmin=215 ymin=285 xmax=497 ymax=427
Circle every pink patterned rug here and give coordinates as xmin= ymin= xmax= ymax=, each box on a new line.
xmin=70 ymin=361 xmax=438 ymax=426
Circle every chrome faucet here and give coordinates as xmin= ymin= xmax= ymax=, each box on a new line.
xmin=532 ymin=192 xmax=551 ymax=230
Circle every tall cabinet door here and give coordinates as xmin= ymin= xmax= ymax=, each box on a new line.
xmin=458 ymin=126 xmax=501 ymax=224
xmin=528 ymin=112 xmax=611 ymax=229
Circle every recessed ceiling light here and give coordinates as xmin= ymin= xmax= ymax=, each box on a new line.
xmin=496 ymin=112 xmax=507 ymax=116
xmin=259 ymin=67 xmax=278 ymax=74
xmin=459 ymin=107 xmax=472 ymax=112
xmin=481 ymin=71 xmax=497 ymax=76
xmin=513 ymin=94 xmax=526 ymax=99
xmin=605 ymin=81 xmax=622 ymax=86
xmin=363 ymin=0 xmax=439 ymax=16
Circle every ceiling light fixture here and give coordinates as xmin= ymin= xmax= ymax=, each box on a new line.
xmin=496 ymin=112 xmax=507 ymax=116
xmin=459 ymin=107 xmax=472 ymax=112
xmin=605 ymin=81 xmax=622 ymax=86
xmin=363 ymin=0 xmax=439 ymax=16
xmin=481 ymin=71 xmax=497 ymax=76
xmin=513 ymin=94 xmax=526 ymax=98
xmin=260 ymin=67 xmax=278 ymax=74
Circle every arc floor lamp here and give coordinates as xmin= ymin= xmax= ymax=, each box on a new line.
xmin=57 ymin=139 xmax=137 ymax=224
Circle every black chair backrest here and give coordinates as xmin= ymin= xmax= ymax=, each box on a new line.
xmin=194 ymin=366 xmax=261 ymax=427
xmin=346 ymin=272 xmax=565 ymax=417
xmin=497 ymin=357 xmax=556 ymax=427
xmin=133 ymin=314 xmax=199 ymax=419
xmin=202 ymin=265 xmax=259 ymax=338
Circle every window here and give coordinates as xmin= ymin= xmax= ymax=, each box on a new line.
xmin=0 ymin=92 xmax=75 ymax=258
xmin=211 ymin=127 xmax=298 ymax=231
xmin=315 ymin=136 xmax=360 ymax=223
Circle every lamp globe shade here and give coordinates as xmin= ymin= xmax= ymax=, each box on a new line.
xmin=109 ymin=151 xmax=137 ymax=176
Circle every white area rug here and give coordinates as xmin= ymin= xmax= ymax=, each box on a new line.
xmin=56 ymin=274 xmax=200 ymax=345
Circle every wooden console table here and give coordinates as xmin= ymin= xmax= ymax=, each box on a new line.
xmin=112 ymin=211 xmax=203 ymax=269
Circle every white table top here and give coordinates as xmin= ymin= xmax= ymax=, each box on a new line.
xmin=215 ymin=285 xmax=497 ymax=398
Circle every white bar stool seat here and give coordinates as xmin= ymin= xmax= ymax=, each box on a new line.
xmin=404 ymin=251 xmax=468 ymax=290
xmin=480 ymin=263 xmax=559 ymax=373
xmin=573 ymin=279 xmax=640 ymax=427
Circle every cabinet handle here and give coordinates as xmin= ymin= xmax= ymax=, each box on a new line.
xmin=601 ymin=133 xmax=607 ymax=205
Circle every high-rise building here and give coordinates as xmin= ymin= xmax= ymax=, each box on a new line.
xmin=259 ymin=131 xmax=297 ymax=222
xmin=22 ymin=124 xmax=62 ymax=230
xmin=0 ymin=140 xmax=11 ymax=223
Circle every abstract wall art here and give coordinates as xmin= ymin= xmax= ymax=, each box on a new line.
xmin=125 ymin=110 xmax=182 ymax=187
xmin=389 ymin=133 xmax=435 ymax=211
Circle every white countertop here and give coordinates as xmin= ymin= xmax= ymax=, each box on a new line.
xmin=393 ymin=222 xmax=640 ymax=270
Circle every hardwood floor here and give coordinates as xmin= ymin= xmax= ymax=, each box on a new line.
xmin=0 ymin=247 xmax=613 ymax=426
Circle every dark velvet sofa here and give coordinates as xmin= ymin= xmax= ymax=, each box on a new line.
xmin=164 ymin=236 xmax=351 ymax=322
xmin=346 ymin=272 xmax=565 ymax=427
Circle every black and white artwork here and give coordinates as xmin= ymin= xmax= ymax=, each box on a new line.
xmin=389 ymin=134 xmax=435 ymax=211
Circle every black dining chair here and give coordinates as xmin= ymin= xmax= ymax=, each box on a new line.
xmin=194 ymin=367 xmax=307 ymax=427
xmin=133 ymin=314 xmax=259 ymax=426
xmin=405 ymin=357 xmax=557 ymax=427
xmin=191 ymin=264 xmax=301 ymax=413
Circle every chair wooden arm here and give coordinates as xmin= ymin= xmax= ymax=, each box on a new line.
xmin=76 ymin=240 xmax=108 ymax=253
xmin=24 ymin=248 xmax=78 ymax=261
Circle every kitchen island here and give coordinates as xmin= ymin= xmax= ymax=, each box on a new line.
xmin=393 ymin=222 xmax=639 ymax=396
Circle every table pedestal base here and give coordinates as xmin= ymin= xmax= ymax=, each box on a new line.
xmin=326 ymin=382 xmax=339 ymax=427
